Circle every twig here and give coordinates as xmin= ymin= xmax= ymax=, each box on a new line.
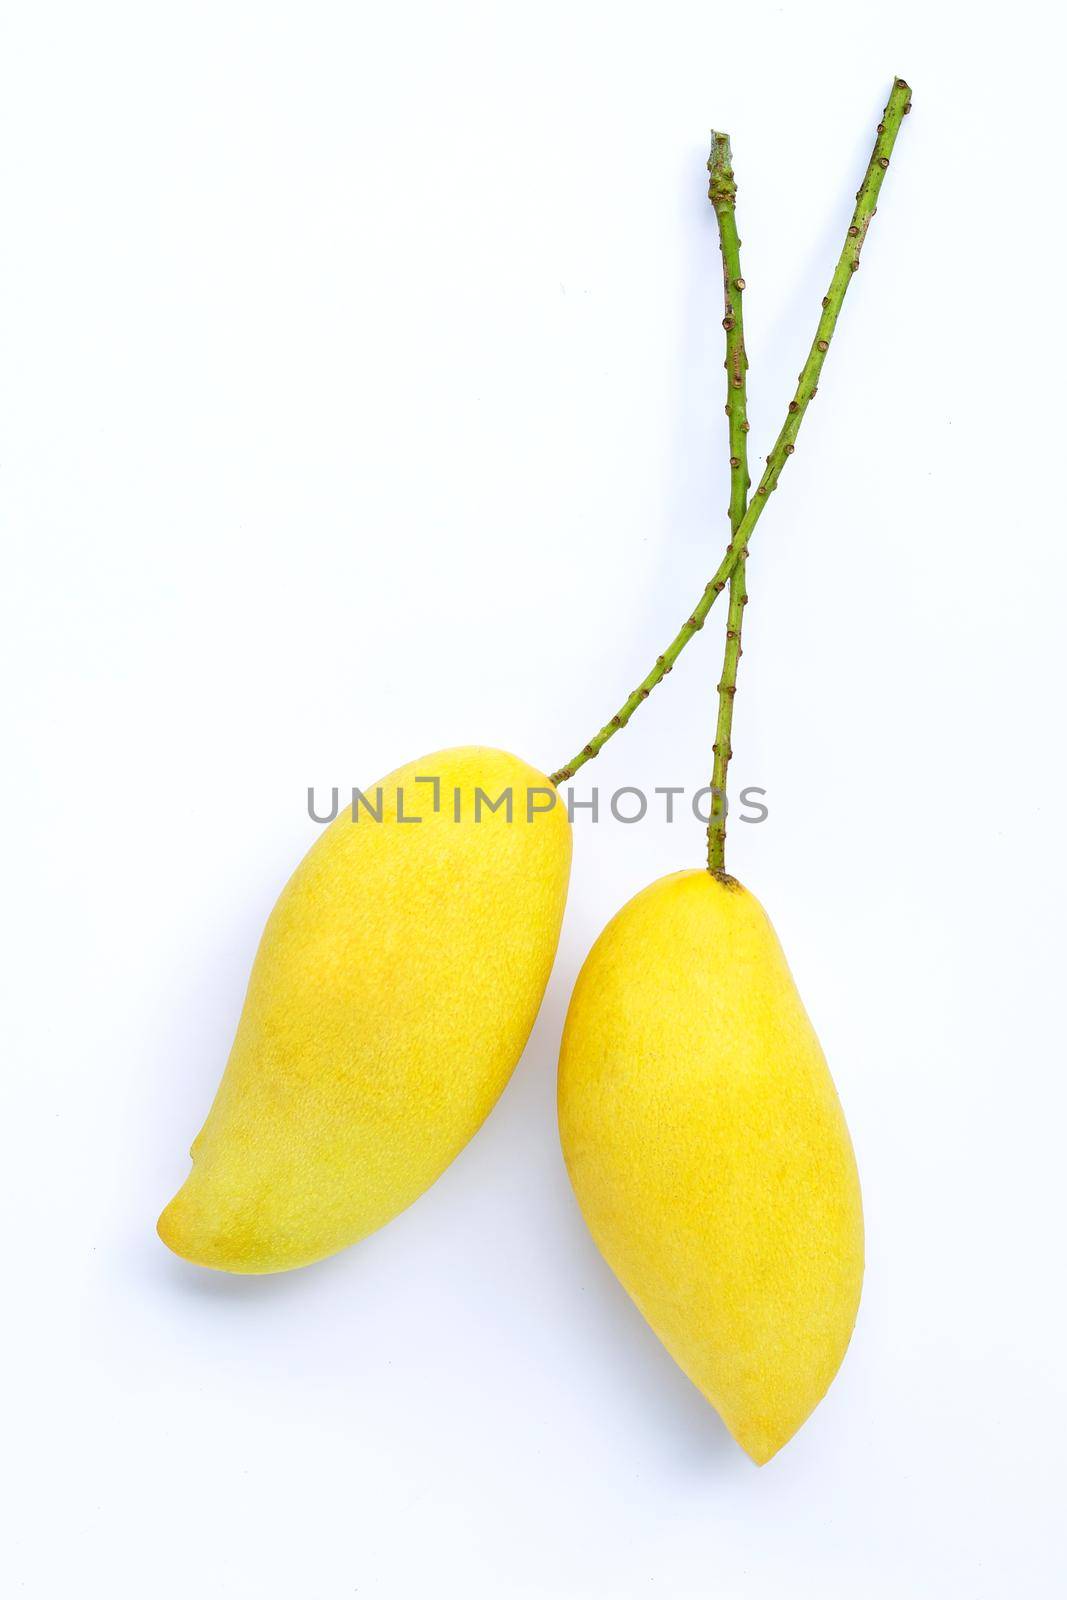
xmin=706 ymin=132 xmax=750 ymax=875
xmin=550 ymin=77 xmax=912 ymax=786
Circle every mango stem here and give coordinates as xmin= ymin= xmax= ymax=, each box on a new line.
xmin=549 ymin=77 xmax=912 ymax=788
xmin=706 ymin=131 xmax=750 ymax=874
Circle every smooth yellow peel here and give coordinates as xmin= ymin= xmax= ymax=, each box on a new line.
xmin=159 ymin=746 xmax=571 ymax=1273
xmin=558 ymin=870 xmax=863 ymax=1463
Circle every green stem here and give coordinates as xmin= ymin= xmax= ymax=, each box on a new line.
xmin=550 ymin=76 xmax=912 ymax=787
xmin=707 ymin=131 xmax=750 ymax=876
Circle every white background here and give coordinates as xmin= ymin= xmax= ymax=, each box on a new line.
xmin=3 ymin=2 xmax=1065 ymax=1595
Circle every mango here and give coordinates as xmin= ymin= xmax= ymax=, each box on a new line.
xmin=558 ymin=869 xmax=862 ymax=1463
xmin=159 ymin=746 xmax=570 ymax=1273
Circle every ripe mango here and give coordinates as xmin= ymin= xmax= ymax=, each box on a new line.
xmin=159 ymin=747 xmax=570 ymax=1273
xmin=558 ymin=870 xmax=862 ymax=1463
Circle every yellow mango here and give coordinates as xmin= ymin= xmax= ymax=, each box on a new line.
xmin=558 ymin=870 xmax=862 ymax=1463
xmin=159 ymin=746 xmax=570 ymax=1274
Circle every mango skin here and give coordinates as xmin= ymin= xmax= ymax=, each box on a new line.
xmin=558 ymin=870 xmax=863 ymax=1464
xmin=159 ymin=747 xmax=571 ymax=1274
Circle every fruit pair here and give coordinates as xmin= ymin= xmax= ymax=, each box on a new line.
xmin=159 ymin=745 xmax=861 ymax=1465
